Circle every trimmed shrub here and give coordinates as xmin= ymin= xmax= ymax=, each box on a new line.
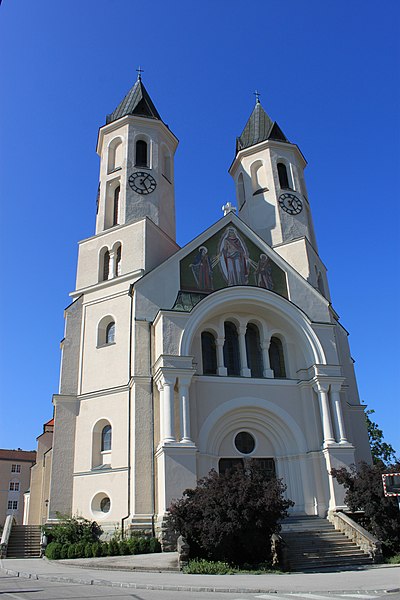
xmin=101 ymin=542 xmax=109 ymax=556
xmin=67 ymin=544 xmax=77 ymax=559
xmin=119 ymin=540 xmax=130 ymax=555
xmin=92 ymin=542 xmax=103 ymax=557
xmin=46 ymin=542 xmax=62 ymax=560
xmin=84 ymin=542 xmax=93 ymax=558
xmin=75 ymin=541 xmax=86 ymax=558
xmin=148 ymin=537 xmax=161 ymax=553
xmin=43 ymin=514 xmax=102 ymax=546
xmin=184 ymin=559 xmax=234 ymax=574
xmin=108 ymin=538 xmax=120 ymax=556
xmin=60 ymin=544 xmax=69 ymax=559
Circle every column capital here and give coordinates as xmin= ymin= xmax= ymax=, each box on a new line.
xmin=330 ymin=382 xmax=343 ymax=394
xmin=216 ymin=337 xmax=225 ymax=347
xmin=313 ymin=380 xmax=330 ymax=394
xmin=238 ymin=325 xmax=247 ymax=336
xmin=178 ymin=374 xmax=194 ymax=388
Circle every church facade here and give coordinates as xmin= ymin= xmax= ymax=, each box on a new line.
xmin=32 ymin=76 xmax=371 ymax=534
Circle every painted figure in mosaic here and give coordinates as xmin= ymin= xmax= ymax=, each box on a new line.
xmin=190 ymin=246 xmax=214 ymax=291
xmin=218 ymin=227 xmax=250 ymax=286
xmin=254 ymin=253 xmax=274 ymax=290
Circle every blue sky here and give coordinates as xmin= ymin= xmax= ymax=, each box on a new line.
xmin=0 ymin=0 xmax=399 ymax=455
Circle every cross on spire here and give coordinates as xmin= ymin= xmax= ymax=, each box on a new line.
xmin=136 ymin=66 xmax=144 ymax=80
xmin=254 ymin=89 xmax=261 ymax=104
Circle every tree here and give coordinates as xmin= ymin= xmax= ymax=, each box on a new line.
xmin=331 ymin=461 xmax=400 ymax=557
xmin=166 ymin=460 xmax=294 ymax=565
xmin=366 ymin=409 xmax=397 ymax=465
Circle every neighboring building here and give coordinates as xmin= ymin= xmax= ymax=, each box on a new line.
xmin=29 ymin=75 xmax=371 ymax=535
xmin=0 ymin=449 xmax=36 ymax=526
xmin=25 ymin=419 xmax=54 ymax=525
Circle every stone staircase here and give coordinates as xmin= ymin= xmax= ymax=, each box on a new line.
xmin=281 ymin=516 xmax=373 ymax=571
xmin=6 ymin=525 xmax=42 ymax=558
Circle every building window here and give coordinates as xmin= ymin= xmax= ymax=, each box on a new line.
xmin=7 ymin=500 xmax=18 ymax=510
xmin=235 ymin=431 xmax=255 ymax=454
xmin=201 ymin=331 xmax=217 ymax=375
xmin=223 ymin=321 xmax=240 ymax=376
xmin=11 ymin=464 xmax=21 ymax=473
xmin=101 ymin=425 xmax=112 ymax=452
xmin=100 ymin=497 xmax=111 ymax=513
xmin=277 ymin=162 xmax=290 ymax=189
xmin=269 ymin=336 xmax=286 ymax=378
xmin=115 ymin=244 xmax=122 ymax=277
xmin=107 ymin=138 xmax=123 ymax=173
xmin=219 ymin=458 xmax=243 ymax=476
xmin=105 ymin=322 xmax=115 ymax=345
xmin=135 ymin=140 xmax=148 ymax=167
xmin=112 ymin=186 xmax=120 ymax=226
xmin=245 ymin=323 xmax=263 ymax=378
xmin=98 ymin=316 xmax=116 ymax=347
xmin=102 ymin=249 xmax=110 ymax=281
xmin=237 ymin=173 xmax=245 ymax=208
xmin=9 ymin=482 xmax=20 ymax=491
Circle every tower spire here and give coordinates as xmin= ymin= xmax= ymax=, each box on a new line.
xmin=106 ymin=72 xmax=162 ymax=125
xmin=236 ymin=97 xmax=288 ymax=154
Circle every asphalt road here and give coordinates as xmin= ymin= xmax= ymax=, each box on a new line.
xmin=1 ymin=573 xmax=400 ymax=600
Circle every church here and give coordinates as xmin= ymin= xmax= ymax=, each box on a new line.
xmin=27 ymin=74 xmax=372 ymax=536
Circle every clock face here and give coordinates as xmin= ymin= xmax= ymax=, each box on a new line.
xmin=128 ymin=171 xmax=157 ymax=195
xmin=278 ymin=193 xmax=303 ymax=215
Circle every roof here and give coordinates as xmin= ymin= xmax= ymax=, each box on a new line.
xmin=106 ymin=76 xmax=162 ymax=125
xmin=0 ymin=449 xmax=36 ymax=462
xmin=236 ymin=100 xmax=289 ymax=153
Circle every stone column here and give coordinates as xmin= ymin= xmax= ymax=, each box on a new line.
xmin=238 ymin=326 xmax=251 ymax=377
xmin=330 ymin=383 xmax=348 ymax=444
xmin=108 ymin=250 xmax=115 ymax=280
xmin=156 ymin=380 xmax=164 ymax=444
xmin=216 ymin=338 xmax=227 ymax=376
xmin=313 ymin=382 xmax=335 ymax=445
xmin=162 ymin=376 xmax=176 ymax=443
xmin=261 ymin=338 xmax=274 ymax=378
xmin=179 ymin=376 xmax=193 ymax=443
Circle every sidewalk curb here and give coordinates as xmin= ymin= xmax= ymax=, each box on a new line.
xmin=1 ymin=563 xmax=399 ymax=594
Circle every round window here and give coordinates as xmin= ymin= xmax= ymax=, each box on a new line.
xmin=235 ymin=431 xmax=255 ymax=454
xmin=100 ymin=496 xmax=111 ymax=513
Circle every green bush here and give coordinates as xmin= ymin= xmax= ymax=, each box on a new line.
xmin=75 ymin=541 xmax=86 ymax=557
xmin=46 ymin=542 xmax=62 ymax=560
xmin=108 ymin=538 xmax=120 ymax=556
xmin=92 ymin=542 xmax=103 ymax=557
xmin=43 ymin=514 xmax=102 ymax=546
xmin=101 ymin=542 xmax=109 ymax=556
xmin=84 ymin=542 xmax=93 ymax=558
xmin=148 ymin=537 xmax=161 ymax=553
xmin=60 ymin=544 xmax=69 ymax=559
xmin=119 ymin=540 xmax=130 ymax=555
xmin=184 ymin=559 xmax=234 ymax=574
xmin=67 ymin=544 xmax=77 ymax=559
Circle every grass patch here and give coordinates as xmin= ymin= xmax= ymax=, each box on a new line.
xmin=183 ymin=558 xmax=284 ymax=575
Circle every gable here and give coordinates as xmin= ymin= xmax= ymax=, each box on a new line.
xmin=180 ymin=223 xmax=288 ymax=299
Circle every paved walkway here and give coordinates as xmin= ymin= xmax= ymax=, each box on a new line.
xmin=1 ymin=555 xmax=399 ymax=594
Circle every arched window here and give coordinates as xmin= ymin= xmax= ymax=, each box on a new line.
xmin=269 ymin=336 xmax=286 ymax=378
xmin=277 ymin=162 xmax=290 ymax=189
xmin=251 ymin=160 xmax=268 ymax=194
xmin=201 ymin=331 xmax=217 ymax=375
xmin=101 ymin=425 xmax=112 ymax=452
xmin=105 ymin=322 xmax=115 ymax=344
xmin=223 ymin=321 xmax=240 ymax=376
xmin=112 ymin=186 xmax=120 ymax=226
xmin=97 ymin=316 xmax=116 ymax=347
xmin=102 ymin=250 xmax=110 ymax=281
xmin=135 ymin=140 xmax=148 ymax=167
xmin=115 ymin=244 xmax=121 ymax=277
xmin=237 ymin=173 xmax=245 ymax=209
xmin=107 ymin=138 xmax=123 ymax=173
xmin=162 ymin=148 xmax=171 ymax=181
xmin=245 ymin=324 xmax=263 ymax=378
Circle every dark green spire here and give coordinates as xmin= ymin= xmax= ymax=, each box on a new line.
xmin=106 ymin=74 xmax=162 ymax=125
xmin=236 ymin=99 xmax=288 ymax=154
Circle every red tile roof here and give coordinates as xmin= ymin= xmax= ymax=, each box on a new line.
xmin=0 ymin=449 xmax=36 ymax=462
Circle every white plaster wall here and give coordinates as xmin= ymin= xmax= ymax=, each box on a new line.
xmin=73 ymin=392 xmax=128 ymax=474
xmin=80 ymin=293 xmax=131 ymax=394
xmin=73 ymin=469 xmax=128 ymax=524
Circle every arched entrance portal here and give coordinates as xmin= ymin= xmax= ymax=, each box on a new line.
xmin=197 ymin=397 xmax=317 ymax=515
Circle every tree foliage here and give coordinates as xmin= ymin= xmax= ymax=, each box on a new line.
xmin=167 ymin=461 xmax=294 ymax=565
xmin=365 ymin=409 xmax=397 ymax=465
xmin=331 ymin=461 xmax=400 ymax=556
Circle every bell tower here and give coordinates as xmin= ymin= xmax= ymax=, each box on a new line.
xmin=229 ymin=97 xmax=330 ymax=298
xmin=96 ymin=72 xmax=178 ymax=240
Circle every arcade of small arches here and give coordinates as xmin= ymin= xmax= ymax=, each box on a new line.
xmin=99 ymin=242 xmax=122 ymax=282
